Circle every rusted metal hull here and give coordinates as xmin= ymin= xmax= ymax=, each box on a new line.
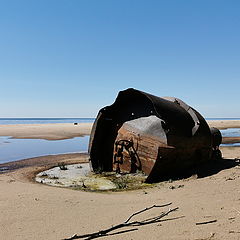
xmin=89 ymin=88 xmax=222 ymax=183
xmin=113 ymin=117 xmax=171 ymax=176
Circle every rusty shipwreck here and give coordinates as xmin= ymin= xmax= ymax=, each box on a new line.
xmin=89 ymin=88 xmax=222 ymax=183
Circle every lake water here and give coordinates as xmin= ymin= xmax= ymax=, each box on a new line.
xmin=0 ymin=118 xmax=95 ymax=125
xmin=0 ymin=136 xmax=89 ymax=164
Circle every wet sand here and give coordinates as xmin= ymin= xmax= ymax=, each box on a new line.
xmin=0 ymin=120 xmax=240 ymax=240
xmin=222 ymin=137 xmax=240 ymax=144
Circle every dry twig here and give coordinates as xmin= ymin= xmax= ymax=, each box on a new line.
xmin=63 ymin=203 xmax=179 ymax=240
xmin=196 ymin=220 xmax=217 ymax=225
xmin=124 ymin=202 xmax=172 ymax=223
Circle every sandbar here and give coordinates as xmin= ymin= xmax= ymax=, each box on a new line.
xmin=0 ymin=122 xmax=93 ymax=140
xmin=207 ymin=119 xmax=240 ymax=129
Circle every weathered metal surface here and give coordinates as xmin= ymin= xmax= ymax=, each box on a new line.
xmin=113 ymin=116 xmax=171 ymax=176
xmin=89 ymin=88 xmax=222 ymax=183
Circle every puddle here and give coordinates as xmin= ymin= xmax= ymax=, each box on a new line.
xmin=35 ymin=163 xmax=148 ymax=191
xmin=0 ymin=136 xmax=89 ymax=164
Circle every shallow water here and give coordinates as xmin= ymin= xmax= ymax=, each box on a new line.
xmin=0 ymin=136 xmax=89 ymax=164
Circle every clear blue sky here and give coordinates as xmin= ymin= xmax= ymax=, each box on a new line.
xmin=0 ymin=0 xmax=239 ymax=118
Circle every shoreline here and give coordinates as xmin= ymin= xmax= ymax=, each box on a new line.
xmin=0 ymin=153 xmax=89 ymax=184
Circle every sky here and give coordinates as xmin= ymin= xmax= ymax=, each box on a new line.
xmin=0 ymin=0 xmax=240 ymax=118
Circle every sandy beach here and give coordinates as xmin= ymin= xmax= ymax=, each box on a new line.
xmin=0 ymin=120 xmax=240 ymax=240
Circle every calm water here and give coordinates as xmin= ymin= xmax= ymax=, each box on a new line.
xmin=0 ymin=118 xmax=95 ymax=125
xmin=0 ymin=118 xmax=94 ymax=164
xmin=0 ymin=136 xmax=89 ymax=164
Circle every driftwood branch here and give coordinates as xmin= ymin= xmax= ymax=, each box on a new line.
xmin=124 ymin=202 xmax=172 ymax=223
xmin=196 ymin=219 xmax=217 ymax=225
xmin=63 ymin=203 xmax=179 ymax=240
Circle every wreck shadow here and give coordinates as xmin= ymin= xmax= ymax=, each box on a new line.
xmin=159 ymin=158 xmax=240 ymax=182
xmin=196 ymin=158 xmax=240 ymax=179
